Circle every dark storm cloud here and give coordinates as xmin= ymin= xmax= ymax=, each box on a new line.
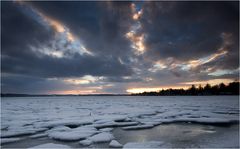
xmin=141 ymin=1 xmax=239 ymax=68
xmin=1 ymin=1 xmax=133 ymax=78
xmin=2 ymin=54 xmax=132 ymax=78
xmin=1 ymin=74 xmax=76 ymax=94
xmin=29 ymin=1 xmax=134 ymax=57
xmin=1 ymin=1 xmax=54 ymax=58
xmin=104 ymin=76 xmax=142 ymax=83
xmin=1 ymin=1 xmax=239 ymax=94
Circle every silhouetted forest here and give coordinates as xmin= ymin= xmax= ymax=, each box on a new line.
xmin=132 ymin=82 xmax=240 ymax=96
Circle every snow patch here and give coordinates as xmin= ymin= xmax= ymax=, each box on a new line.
xmin=115 ymin=122 xmax=139 ymax=127
xmin=99 ymin=128 xmax=114 ymax=132
xmin=47 ymin=126 xmax=71 ymax=133
xmin=48 ymin=125 xmax=98 ymax=141
xmin=79 ymin=139 xmax=93 ymax=146
xmin=109 ymin=140 xmax=123 ymax=148
xmin=89 ymin=132 xmax=114 ymax=143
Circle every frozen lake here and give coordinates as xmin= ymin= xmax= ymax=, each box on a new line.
xmin=1 ymin=96 xmax=239 ymax=148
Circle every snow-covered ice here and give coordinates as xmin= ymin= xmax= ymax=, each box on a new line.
xmin=88 ymin=132 xmax=114 ymax=143
xmin=1 ymin=126 xmax=48 ymax=138
xmin=99 ymin=128 xmax=114 ymax=132
xmin=1 ymin=96 xmax=239 ymax=147
xmin=28 ymin=143 xmax=70 ymax=148
xmin=122 ymin=124 xmax=154 ymax=130
xmin=79 ymin=139 xmax=93 ymax=146
xmin=1 ymin=138 xmax=21 ymax=144
xmin=48 ymin=125 xmax=98 ymax=141
xmin=109 ymin=140 xmax=123 ymax=148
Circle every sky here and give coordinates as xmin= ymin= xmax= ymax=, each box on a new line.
xmin=1 ymin=1 xmax=239 ymax=94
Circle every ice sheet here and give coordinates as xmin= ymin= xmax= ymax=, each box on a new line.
xmin=1 ymin=96 xmax=239 ymax=147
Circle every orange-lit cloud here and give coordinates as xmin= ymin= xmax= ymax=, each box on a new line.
xmin=126 ymin=31 xmax=145 ymax=54
xmin=49 ymin=85 xmax=112 ymax=95
xmin=49 ymin=85 xmax=105 ymax=95
xmin=36 ymin=10 xmax=77 ymax=43
xmin=51 ymin=90 xmax=96 ymax=95
xmin=131 ymin=3 xmax=136 ymax=12
xmin=131 ymin=3 xmax=143 ymax=21
xmin=38 ymin=12 xmax=65 ymax=33
xmin=27 ymin=7 xmax=95 ymax=57
xmin=185 ymin=32 xmax=232 ymax=70
xmin=43 ymin=15 xmax=76 ymax=42
xmin=63 ymin=75 xmax=99 ymax=85
xmin=66 ymin=32 xmax=75 ymax=42
xmin=187 ymin=49 xmax=228 ymax=69
xmin=126 ymin=3 xmax=145 ymax=55
xmin=149 ymin=61 xmax=168 ymax=72
xmin=149 ymin=32 xmax=232 ymax=73
xmin=48 ymin=19 xmax=65 ymax=33
xmin=149 ymin=48 xmax=229 ymax=73
xmin=133 ymin=10 xmax=143 ymax=20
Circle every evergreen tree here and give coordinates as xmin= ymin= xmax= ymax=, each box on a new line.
xmin=132 ymin=82 xmax=239 ymax=96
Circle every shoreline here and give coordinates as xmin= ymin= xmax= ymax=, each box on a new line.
xmin=2 ymin=93 xmax=240 ymax=98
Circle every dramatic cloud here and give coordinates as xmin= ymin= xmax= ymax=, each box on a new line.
xmin=1 ymin=2 xmax=133 ymax=76
xmin=141 ymin=1 xmax=238 ymax=60
xmin=1 ymin=1 xmax=239 ymax=94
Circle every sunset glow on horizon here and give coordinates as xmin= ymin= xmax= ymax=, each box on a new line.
xmin=127 ymin=86 xmax=189 ymax=94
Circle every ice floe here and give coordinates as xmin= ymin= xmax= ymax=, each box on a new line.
xmin=79 ymin=139 xmax=93 ymax=146
xmin=109 ymin=140 xmax=123 ymax=148
xmin=94 ymin=121 xmax=139 ymax=129
xmin=1 ymin=126 xmax=47 ymax=138
xmin=1 ymin=138 xmax=21 ymax=144
xmin=47 ymin=126 xmax=71 ymax=133
xmin=122 ymin=124 xmax=154 ymax=130
xmin=88 ymin=132 xmax=114 ymax=143
xmin=28 ymin=143 xmax=70 ymax=148
xmin=48 ymin=125 xmax=98 ymax=141
xmin=99 ymin=128 xmax=114 ymax=132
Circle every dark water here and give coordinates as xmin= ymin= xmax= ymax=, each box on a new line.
xmin=114 ymin=123 xmax=239 ymax=148
xmin=2 ymin=123 xmax=239 ymax=148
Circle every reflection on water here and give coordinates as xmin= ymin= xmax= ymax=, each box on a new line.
xmin=113 ymin=123 xmax=239 ymax=148
xmin=154 ymin=124 xmax=216 ymax=138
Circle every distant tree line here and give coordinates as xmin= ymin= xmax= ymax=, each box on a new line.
xmin=132 ymin=82 xmax=240 ymax=96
